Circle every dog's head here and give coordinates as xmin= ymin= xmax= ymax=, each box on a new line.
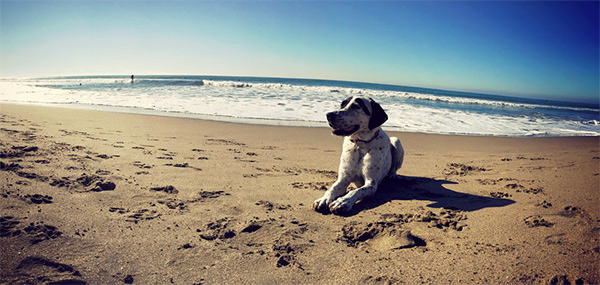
xmin=326 ymin=96 xmax=388 ymax=136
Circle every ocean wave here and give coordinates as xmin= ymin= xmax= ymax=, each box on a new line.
xmin=24 ymin=77 xmax=599 ymax=113
xmin=201 ymin=79 xmax=598 ymax=113
xmin=32 ymin=77 xmax=207 ymax=89
xmin=581 ymin=120 xmax=599 ymax=125
xmin=1 ymin=77 xmax=598 ymax=137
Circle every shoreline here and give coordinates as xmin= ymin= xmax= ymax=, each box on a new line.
xmin=1 ymin=102 xmax=598 ymax=138
xmin=1 ymin=103 xmax=598 ymax=284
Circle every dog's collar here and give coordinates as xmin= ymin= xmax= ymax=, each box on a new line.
xmin=350 ymin=129 xmax=380 ymax=144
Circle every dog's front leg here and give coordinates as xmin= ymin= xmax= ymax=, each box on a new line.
xmin=329 ymin=179 xmax=378 ymax=215
xmin=313 ymin=177 xmax=351 ymax=213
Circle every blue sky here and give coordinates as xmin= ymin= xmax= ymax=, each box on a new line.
xmin=1 ymin=1 xmax=598 ymax=104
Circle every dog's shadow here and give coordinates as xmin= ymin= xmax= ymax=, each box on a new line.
xmin=345 ymin=175 xmax=515 ymax=216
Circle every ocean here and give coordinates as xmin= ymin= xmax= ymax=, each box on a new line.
xmin=1 ymin=75 xmax=598 ymax=137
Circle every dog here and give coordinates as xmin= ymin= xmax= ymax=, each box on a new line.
xmin=313 ymin=96 xmax=404 ymax=215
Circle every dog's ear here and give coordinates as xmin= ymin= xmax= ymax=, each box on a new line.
xmin=356 ymin=98 xmax=370 ymax=116
xmin=368 ymin=98 xmax=388 ymax=130
xmin=340 ymin=97 xmax=352 ymax=109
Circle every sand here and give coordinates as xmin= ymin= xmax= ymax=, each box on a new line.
xmin=1 ymin=103 xmax=598 ymax=284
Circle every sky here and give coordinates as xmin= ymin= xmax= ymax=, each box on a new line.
xmin=1 ymin=1 xmax=598 ymax=104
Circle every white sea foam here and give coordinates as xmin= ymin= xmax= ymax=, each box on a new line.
xmin=202 ymin=79 xmax=598 ymax=113
xmin=1 ymin=77 xmax=598 ymax=137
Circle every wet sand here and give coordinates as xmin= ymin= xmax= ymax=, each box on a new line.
xmin=1 ymin=103 xmax=598 ymax=284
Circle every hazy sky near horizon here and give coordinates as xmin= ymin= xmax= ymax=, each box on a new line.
xmin=1 ymin=1 xmax=598 ymax=104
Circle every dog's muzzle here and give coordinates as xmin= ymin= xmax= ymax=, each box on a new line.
xmin=327 ymin=112 xmax=359 ymax=136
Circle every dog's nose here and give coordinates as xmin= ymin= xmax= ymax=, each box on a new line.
xmin=326 ymin=112 xmax=337 ymax=121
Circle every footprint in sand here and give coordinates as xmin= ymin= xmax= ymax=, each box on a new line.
xmin=23 ymin=222 xmax=63 ymax=244
xmin=0 ymin=219 xmax=64 ymax=244
xmin=549 ymin=275 xmax=590 ymax=285
xmin=164 ymin=163 xmax=202 ymax=171
xmin=490 ymin=192 xmax=511 ymax=198
xmin=76 ymin=174 xmax=116 ymax=191
xmin=504 ymin=183 xmax=544 ymax=194
xmin=338 ymin=221 xmax=425 ymax=250
xmin=125 ymin=209 xmax=161 ymax=223
xmin=206 ymin=138 xmax=246 ymax=146
xmin=197 ymin=218 xmax=236 ymax=240
xmin=150 ymin=185 xmax=178 ymax=194
xmin=255 ymin=200 xmax=292 ymax=212
xmin=108 ymin=207 xmax=129 ymax=214
xmin=290 ymin=181 xmax=330 ymax=191
xmin=536 ymin=200 xmax=553 ymax=208
xmin=23 ymin=194 xmax=53 ymax=204
xmin=109 ymin=207 xmax=160 ymax=223
xmin=157 ymin=191 xmax=228 ymax=210
xmin=524 ymin=215 xmax=554 ymax=228
xmin=444 ymin=163 xmax=488 ymax=176
xmin=559 ymin=206 xmax=586 ymax=218
xmin=133 ymin=161 xmax=153 ymax=169
xmin=196 ymin=217 xmax=313 ymax=269
xmin=368 ymin=229 xmax=425 ymax=251
xmin=0 ymin=216 xmax=23 ymax=237
xmin=14 ymin=256 xmax=83 ymax=283
xmin=380 ymin=208 xmax=467 ymax=232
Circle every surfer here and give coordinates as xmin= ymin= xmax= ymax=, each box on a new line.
xmin=131 ymin=74 xmax=134 ymax=83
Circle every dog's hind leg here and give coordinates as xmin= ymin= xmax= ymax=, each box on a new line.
xmin=388 ymin=137 xmax=404 ymax=178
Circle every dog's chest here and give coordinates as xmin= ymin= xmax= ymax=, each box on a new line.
xmin=340 ymin=138 xmax=389 ymax=176
xmin=341 ymin=146 xmax=366 ymax=168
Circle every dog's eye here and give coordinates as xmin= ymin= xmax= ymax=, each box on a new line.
xmin=350 ymin=104 xmax=360 ymax=109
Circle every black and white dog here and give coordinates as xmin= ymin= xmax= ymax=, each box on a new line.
xmin=313 ymin=96 xmax=404 ymax=215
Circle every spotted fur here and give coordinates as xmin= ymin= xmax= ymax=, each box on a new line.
xmin=314 ymin=96 xmax=405 ymax=215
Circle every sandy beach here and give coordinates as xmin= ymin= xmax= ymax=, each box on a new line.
xmin=1 ymin=103 xmax=598 ymax=284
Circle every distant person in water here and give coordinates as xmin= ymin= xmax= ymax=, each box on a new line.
xmin=131 ymin=74 xmax=134 ymax=83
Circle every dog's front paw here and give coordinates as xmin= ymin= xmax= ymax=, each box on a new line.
xmin=329 ymin=198 xmax=353 ymax=215
xmin=313 ymin=196 xmax=332 ymax=213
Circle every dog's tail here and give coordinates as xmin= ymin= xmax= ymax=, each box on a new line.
xmin=388 ymin=137 xmax=404 ymax=178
